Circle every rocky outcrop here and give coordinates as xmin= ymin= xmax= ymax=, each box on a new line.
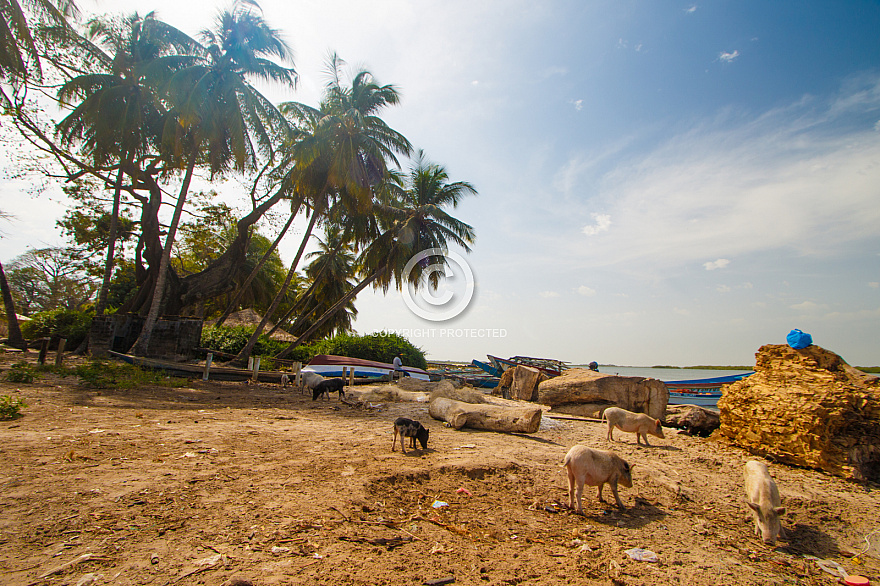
xmin=717 ymin=344 xmax=880 ymax=482
xmin=665 ymin=405 xmax=720 ymax=437
xmin=495 ymin=365 xmax=548 ymax=401
xmin=537 ymin=369 xmax=668 ymax=420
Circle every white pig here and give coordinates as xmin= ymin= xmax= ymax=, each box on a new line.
xmin=602 ymin=406 xmax=665 ymax=446
xmin=299 ymin=371 xmax=325 ymax=394
xmin=562 ymin=445 xmax=634 ymax=512
xmin=744 ymin=460 xmax=786 ymax=546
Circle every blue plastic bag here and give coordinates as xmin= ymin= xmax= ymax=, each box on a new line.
xmin=787 ymin=329 xmax=812 ymax=349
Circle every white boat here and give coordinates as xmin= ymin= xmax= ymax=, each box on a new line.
xmin=304 ymin=354 xmax=431 ymax=381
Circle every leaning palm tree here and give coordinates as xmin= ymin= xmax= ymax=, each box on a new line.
xmin=130 ymin=0 xmax=296 ymax=356
xmin=275 ymin=151 xmax=477 ymax=358
xmin=57 ymin=13 xmax=199 ymax=321
xmin=230 ymin=53 xmax=411 ymax=364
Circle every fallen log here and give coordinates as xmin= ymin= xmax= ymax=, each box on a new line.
xmin=428 ymin=397 xmax=542 ymax=433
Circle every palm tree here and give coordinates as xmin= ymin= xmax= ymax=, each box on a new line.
xmin=275 ymin=151 xmax=477 ymax=358
xmin=131 ymin=0 xmax=296 ymax=356
xmin=0 ymin=0 xmax=78 ymax=97
xmin=56 ymin=13 xmax=198 ymax=322
xmin=230 ymin=54 xmax=411 ymax=364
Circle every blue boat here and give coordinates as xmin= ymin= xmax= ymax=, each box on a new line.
xmin=664 ymin=372 xmax=754 ymax=407
xmin=472 ymin=359 xmax=502 ymax=377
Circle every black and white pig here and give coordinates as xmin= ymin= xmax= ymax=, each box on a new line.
xmin=391 ymin=417 xmax=429 ymax=454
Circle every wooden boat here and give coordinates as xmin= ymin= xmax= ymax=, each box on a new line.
xmin=471 ymin=359 xmax=501 ymax=377
xmin=664 ymin=372 xmax=754 ymax=408
xmin=487 ymin=355 xmax=569 ymax=377
xmin=304 ymin=354 xmax=432 ymax=381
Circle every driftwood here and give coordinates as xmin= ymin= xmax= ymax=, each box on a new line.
xmin=664 ymin=404 xmax=720 ymax=437
xmin=495 ymin=365 xmax=548 ymax=401
xmin=428 ymin=397 xmax=542 ymax=433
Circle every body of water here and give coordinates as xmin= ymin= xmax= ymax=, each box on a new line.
xmin=573 ymin=365 xmax=754 ymax=381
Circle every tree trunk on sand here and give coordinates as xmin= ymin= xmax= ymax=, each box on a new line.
xmin=130 ymin=153 xmax=196 ymax=356
xmin=428 ymin=397 xmax=543 ymax=433
xmin=215 ymin=202 xmax=299 ymax=327
xmin=274 ymin=263 xmax=386 ymax=360
xmin=0 ymin=261 xmax=27 ymax=351
xmin=232 ymin=208 xmax=319 ymax=365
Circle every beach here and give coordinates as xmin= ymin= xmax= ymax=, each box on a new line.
xmin=1 ymin=353 xmax=878 ymax=585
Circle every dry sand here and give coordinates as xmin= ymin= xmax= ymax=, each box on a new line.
xmin=1 ymin=353 xmax=878 ymax=585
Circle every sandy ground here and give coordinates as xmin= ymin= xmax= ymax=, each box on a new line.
xmin=1 ymin=353 xmax=878 ymax=586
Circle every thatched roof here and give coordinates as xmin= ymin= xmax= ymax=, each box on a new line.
xmin=206 ymin=309 xmax=296 ymax=342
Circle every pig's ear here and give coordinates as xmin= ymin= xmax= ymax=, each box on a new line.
xmin=774 ymin=506 xmax=785 ymax=515
xmin=746 ymin=501 xmax=761 ymax=513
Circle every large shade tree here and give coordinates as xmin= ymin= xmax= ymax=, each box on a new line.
xmin=130 ymin=0 xmax=296 ymax=355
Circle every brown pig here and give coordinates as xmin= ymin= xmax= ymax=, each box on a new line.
xmin=744 ymin=460 xmax=786 ymax=546
xmin=562 ymin=445 xmax=633 ymax=512
xmin=602 ymin=406 xmax=664 ymax=446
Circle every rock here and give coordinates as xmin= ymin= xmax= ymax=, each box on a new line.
xmin=495 ymin=365 xmax=548 ymax=402
xmin=537 ymin=369 xmax=668 ymax=420
xmin=716 ymin=344 xmax=880 ymax=482
xmin=665 ymin=405 xmax=720 ymax=436
xmin=429 ymin=397 xmax=543 ymax=433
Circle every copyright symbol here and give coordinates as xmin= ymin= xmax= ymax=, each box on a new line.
xmin=402 ymin=248 xmax=474 ymax=322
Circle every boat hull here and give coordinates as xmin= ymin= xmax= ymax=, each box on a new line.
xmin=667 ymin=392 xmax=722 ymax=408
xmin=306 ymin=354 xmax=431 ymax=381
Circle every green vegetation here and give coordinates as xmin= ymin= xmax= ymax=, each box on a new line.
xmin=3 ymin=362 xmax=37 ymax=383
xmin=20 ymin=308 xmax=93 ymax=349
xmin=0 ymin=395 xmax=27 ymax=419
xmin=200 ymin=326 xmax=427 ymax=370
xmin=857 ymin=366 xmax=880 ymax=374
xmin=73 ymin=361 xmax=188 ymax=389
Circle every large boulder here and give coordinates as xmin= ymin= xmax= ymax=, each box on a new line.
xmin=495 ymin=365 xmax=548 ymax=401
xmin=716 ymin=344 xmax=880 ymax=482
xmin=665 ymin=405 xmax=720 ymax=437
xmin=537 ymin=368 xmax=668 ymax=420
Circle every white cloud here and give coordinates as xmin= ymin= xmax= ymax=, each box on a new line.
xmin=704 ymin=258 xmax=730 ymax=271
xmin=719 ymin=50 xmax=740 ymax=63
xmin=673 ymin=307 xmax=690 ymax=315
xmin=791 ymin=301 xmax=822 ymax=311
xmin=539 ymin=291 xmax=560 ymax=298
xmin=577 ymin=286 xmax=596 ymax=296
xmin=572 ymin=99 xmax=584 ymax=111
xmin=869 ymin=282 xmax=879 ymax=289
xmin=684 ymin=5 xmax=697 ymax=14
xmin=582 ymin=213 xmax=612 ymax=235
xmin=716 ymin=284 xmax=731 ymax=293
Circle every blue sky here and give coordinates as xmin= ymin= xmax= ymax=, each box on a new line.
xmin=2 ymin=1 xmax=879 ymax=366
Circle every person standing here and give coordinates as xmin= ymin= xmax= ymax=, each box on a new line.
xmin=393 ymin=354 xmax=404 ymax=380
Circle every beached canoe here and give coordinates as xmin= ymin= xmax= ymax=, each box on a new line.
xmin=304 ymin=354 xmax=432 ymax=381
xmin=108 ymin=351 xmax=290 ymax=383
xmin=664 ymin=372 xmax=754 ymax=408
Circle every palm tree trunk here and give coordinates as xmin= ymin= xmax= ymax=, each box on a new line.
xmin=130 ymin=152 xmax=196 ymax=356
xmin=275 ymin=263 xmax=386 ymax=359
xmin=231 ymin=208 xmax=319 ymax=365
xmin=0 ymin=261 xmax=27 ymax=351
xmin=265 ymin=240 xmax=341 ymax=337
xmin=94 ymin=162 xmax=126 ymax=317
xmin=214 ymin=202 xmax=299 ymax=327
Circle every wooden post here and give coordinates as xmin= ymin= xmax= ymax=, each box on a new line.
xmin=203 ymin=353 xmax=213 ymax=381
xmin=247 ymin=356 xmax=254 ymax=371
xmin=294 ymin=362 xmax=301 ymax=389
xmin=54 ymin=338 xmax=66 ymax=367
xmin=38 ymin=338 xmax=49 ymax=365
xmin=349 ymin=368 xmax=354 ymax=387
xmin=251 ymin=357 xmax=261 ymax=383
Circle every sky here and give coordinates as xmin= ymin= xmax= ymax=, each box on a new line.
xmin=2 ymin=0 xmax=879 ymax=367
